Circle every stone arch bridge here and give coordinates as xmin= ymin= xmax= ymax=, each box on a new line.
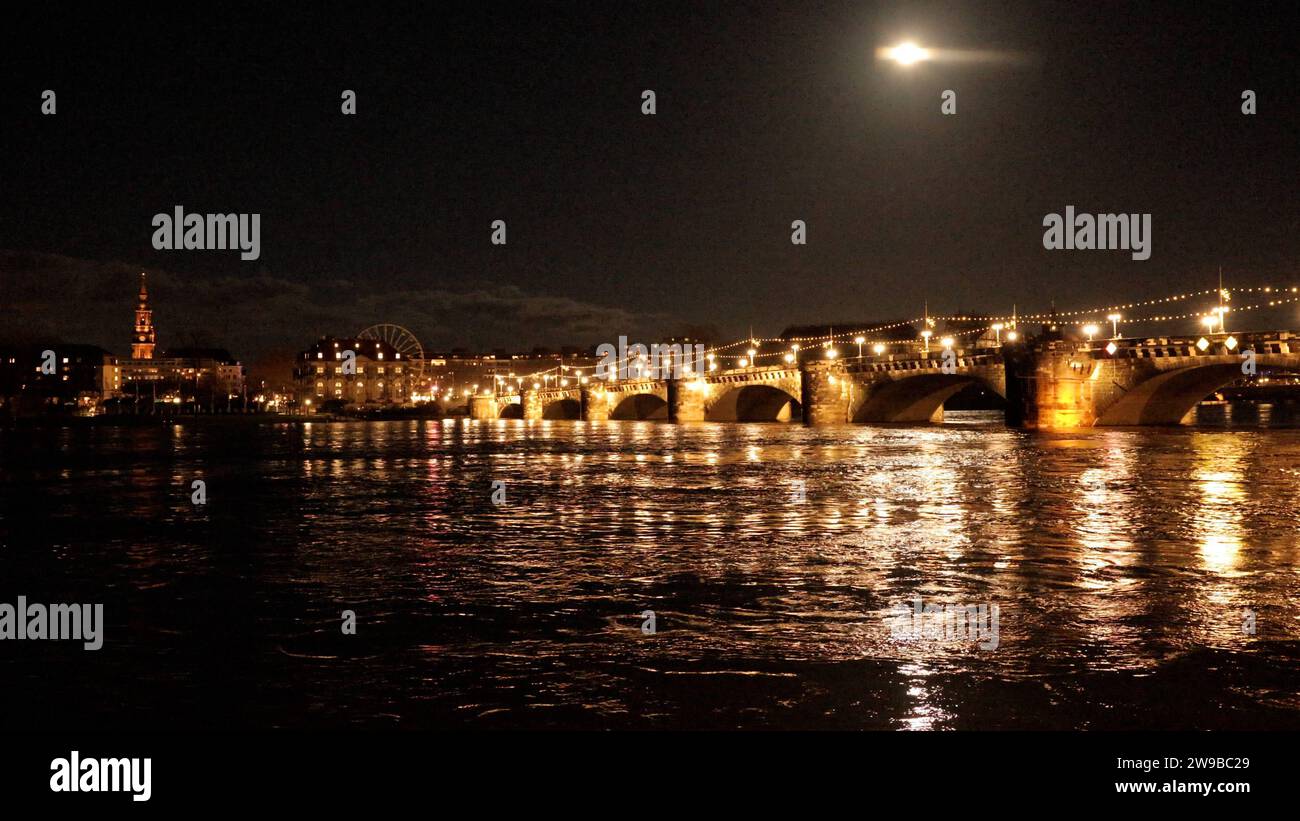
xmin=466 ymin=332 xmax=1300 ymax=429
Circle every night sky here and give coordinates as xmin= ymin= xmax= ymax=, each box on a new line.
xmin=2 ymin=2 xmax=1297 ymax=365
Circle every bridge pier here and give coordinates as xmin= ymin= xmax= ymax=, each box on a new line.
xmin=468 ymin=395 xmax=499 ymax=420
xmin=668 ymin=379 xmax=706 ymax=422
xmin=1005 ymin=343 xmax=1097 ymax=429
xmin=801 ymin=361 xmax=850 ymax=425
xmin=521 ymin=390 xmax=543 ymax=420
xmin=581 ymin=386 xmax=611 ymax=421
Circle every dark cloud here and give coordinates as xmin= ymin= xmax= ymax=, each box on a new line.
xmin=0 ymin=251 xmax=665 ymax=362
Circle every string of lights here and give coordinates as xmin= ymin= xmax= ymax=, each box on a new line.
xmin=493 ymin=282 xmax=1300 ymax=387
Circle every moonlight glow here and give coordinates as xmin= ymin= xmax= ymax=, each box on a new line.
xmin=885 ymin=42 xmax=931 ymax=65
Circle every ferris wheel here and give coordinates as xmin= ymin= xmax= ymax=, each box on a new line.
xmin=358 ymin=323 xmax=426 ymax=378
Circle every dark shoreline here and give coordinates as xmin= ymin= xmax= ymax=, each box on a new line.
xmin=0 ymin=411 xmax=455 ymax=429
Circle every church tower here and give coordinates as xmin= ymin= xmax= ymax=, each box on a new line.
xmin=131 ymin=272 xmax=156 ymax=360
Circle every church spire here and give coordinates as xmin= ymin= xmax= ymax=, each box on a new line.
xmin=131 ymin=272 xmax=156 ymax=360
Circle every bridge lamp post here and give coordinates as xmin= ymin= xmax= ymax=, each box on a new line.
xmin=872 ymin=343 xmax=885 ymax=357
xmin=825 ymin=347 xmax=838 ymax=359
xmin=1006 ymin=330 xmax=1018 ymax=342
xmin=790 ymin=343 xmax=800 ymax=364
xmin=1215 ymin=306 xmax=1229 ymax=334
xmin=1107 ymin=313 xmax=1122 ymax=339
xmin=854 ymin=335 xmax=866 ymax=358
xmin=1201 ymin=315 xmax=1217 ymax=334
xmin=746 ymin=348 xmax=757 ymax=368
xmin=992 ymin=323 xmax=1004 ymax=345
xmin=1082 ymin=324 xmax=1099 ymax=343
xmin=940 ymin=336 xmax=954 ymax=350
xmin=738 ymin=357 xmax=749 ymax=368
xmin=784 ymin=353 xmax=796 ymax=364
xmin=921 ymin=330 xmax=932 ymax=353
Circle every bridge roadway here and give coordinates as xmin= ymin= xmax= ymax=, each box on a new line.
xmin=464 ymin=331 xmax=1300 ymax=429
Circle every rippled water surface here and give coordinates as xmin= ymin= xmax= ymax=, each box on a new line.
xmin=3 ymin=410 xmax=1300 ymax=730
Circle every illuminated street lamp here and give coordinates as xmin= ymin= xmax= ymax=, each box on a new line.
xmin=1107 ymin=313 xmax=1122 ymax=338
xmin=825 ymin=346 xmax=838 ymax=359
xmin=921 ymin=329 xmax=932 ymax=353
xmin=1006 ymin=330 xmax=1019 ymax=342
xmin=1201 ymin=315 xmax=1217 ymax=333
xmin=854 ymin=335 xmax=866 ymax=358
xmin=872 ymin=343 xmax=885 ymax=356
xmin=1082 ymin=323 xmax=1099 ymax=342
xmin=992 ymin=322 xmax=1004 ymax=345
xmin=1214 ymin=305 xmax=1229 ymax=333
xmin=783 ymin=353 xmax=795 ymax=364
xmin=738 ymin=357 xmax=749 ymax=368
xmin=940 ymin=336 xmax=954 ymax=350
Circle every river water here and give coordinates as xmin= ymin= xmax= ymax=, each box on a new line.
xmin=2 ymin=408 xmax=1299 ymax=730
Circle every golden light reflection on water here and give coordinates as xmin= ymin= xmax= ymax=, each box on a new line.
xmin=26 ymin=412 xmax=1293 ymax=728
xmin=1190 ymin=434 xmax=1248 ymax=575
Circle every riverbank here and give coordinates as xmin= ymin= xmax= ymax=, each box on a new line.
xmin=0 ymin=410 xmax=454 ymax=429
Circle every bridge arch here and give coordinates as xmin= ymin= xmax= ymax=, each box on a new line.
xmin=853 ymin=373 xmax=1003 ymax=423
xmin=706 ymin=384 xmax=802 ymax=422
xmin=498 ymin=402 xmax=523 ymax=419
xmin=542 ymin=397 xmax=581 ymax=420
xmin=609 ymin=392 xmax=668 ymax=420
xmin=1095 ymin=363 xmax=1246 ymax=426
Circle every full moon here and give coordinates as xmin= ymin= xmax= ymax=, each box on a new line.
xmin=886 ymin=42 xmax=930 ymax=65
